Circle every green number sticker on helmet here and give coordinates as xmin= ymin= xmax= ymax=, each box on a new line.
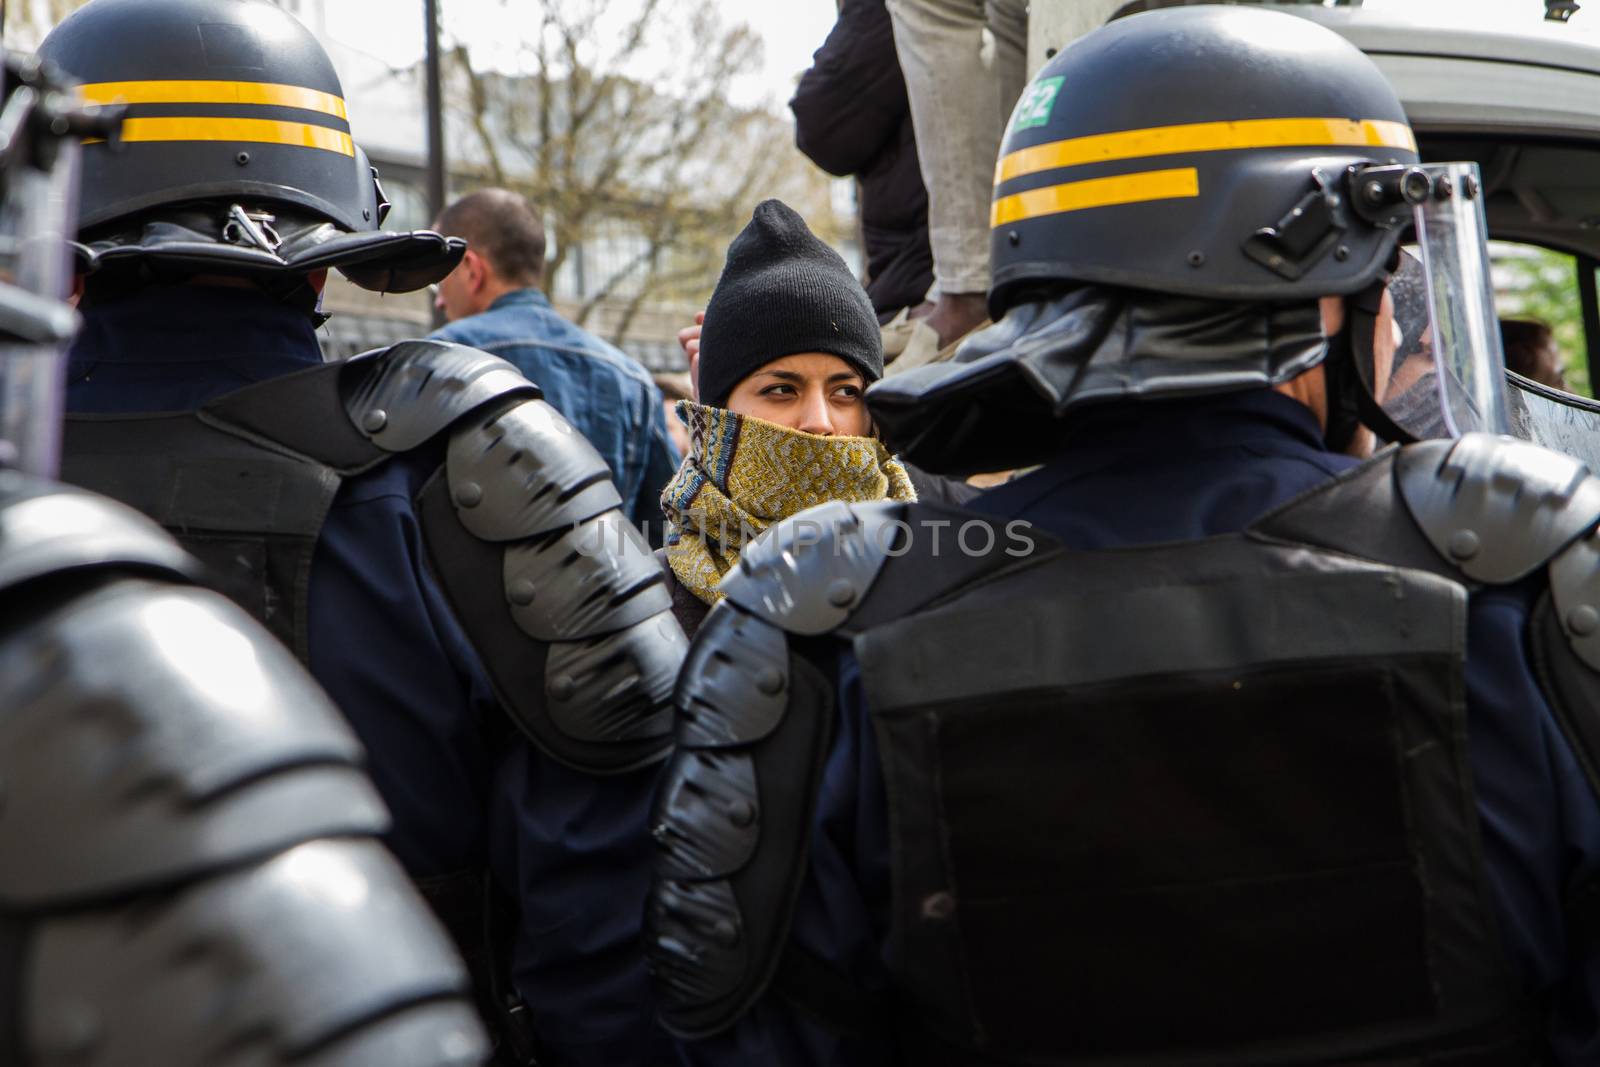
xmin=1011 ymin=76 xmax=1064 ymax=133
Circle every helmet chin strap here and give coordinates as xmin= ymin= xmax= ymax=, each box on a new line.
xmin=1322 ymin=277 xmax=1417 ymax=451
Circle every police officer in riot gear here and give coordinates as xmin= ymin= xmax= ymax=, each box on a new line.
xmin=37 ymin=1 xmax=687 ymax=1063
xmin=648 ymin=7 xmax=1600 ymax=1064
xmin=0 ymin=47 xmax=486 ymax=1067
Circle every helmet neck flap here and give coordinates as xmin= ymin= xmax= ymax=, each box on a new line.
xmin=869 ymin=286 xmax=1326 ymax=477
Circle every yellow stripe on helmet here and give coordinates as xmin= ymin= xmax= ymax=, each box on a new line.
xmin=91 ymin=116 xmax=356 ymax=156
xmin=79 ymin=79 xmax=348 ymax=120
xmin=991 ymin=167 xmax=1200 ymax=227
xmin=995 ymin=117 xmax=1416 ymax=186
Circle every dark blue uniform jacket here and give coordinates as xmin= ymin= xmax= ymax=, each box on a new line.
xmin=68 ymin=286 xmax=663 ymax=1065
xmin=675 ymin=388 xmax=1600 ymax=1065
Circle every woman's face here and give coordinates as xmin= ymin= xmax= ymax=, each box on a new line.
xmin=723 ymin=352 xmax=872 ymax=437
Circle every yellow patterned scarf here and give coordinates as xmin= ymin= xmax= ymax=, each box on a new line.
xmin=662 ymin=400 xmax=917 ymax=606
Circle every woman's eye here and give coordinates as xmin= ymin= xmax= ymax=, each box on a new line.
xmin=834 ymin=386 xmax=862 ymax=400
xmin=761 ymin=384 xmax=796 ymax=398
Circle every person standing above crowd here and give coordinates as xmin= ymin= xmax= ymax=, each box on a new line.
xmin=790 ymin=0 xmax=933 ymax=356
xmin=42 ymin=2 xmax=686 ymax=1063
xmin=658 ymin=199 xmax=917 ymax=638
xmin=882 ymin=0 xmax=1028 ymax=368
xmin=648 ymin=8 xmax=1600 ymax=1064
xmin=432 ymin=187 xmax=681 ymax=542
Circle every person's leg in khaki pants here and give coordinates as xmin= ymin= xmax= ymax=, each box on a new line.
xmin=886 ymin=0 xmax=1028 ymax=349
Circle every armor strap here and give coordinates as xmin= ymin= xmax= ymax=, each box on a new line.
xmin=0 ymin=913 xmax=23 ymax=1067
xmin=415 ymin=869 xmax=541 ymax=1066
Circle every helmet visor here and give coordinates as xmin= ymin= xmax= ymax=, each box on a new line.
xmin=1361 ymin=162 xmax=1508 ymax=441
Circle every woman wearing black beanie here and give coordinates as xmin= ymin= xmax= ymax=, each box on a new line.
xmin=660 ymin=199 xmax=917 ymax=636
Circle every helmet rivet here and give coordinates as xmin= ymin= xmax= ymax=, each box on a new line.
xmin=1334 ymin=245 xmax=1351 ymax=261
xmin=1007 ymin=230 xmax=1020 ymax=247
xmin=363 ymin=208 xmax=372 ymax=221
xmin=456 ymin=482 xmax=484 ymax=508
xmin=1462 ymin=174 xmax=1480 ymax=199
xmin=1187 ymin=251 xmax=1205 ymax=268
xmin=756 ymin=667 xmax=785 ymax=695
xmin=1570 ymin=605 xmax=1600 ymax=637
xmin=1448 ymin=529 xmax=1481 ymax=560
xmin=235 ymin=151 xmax=250 ymax=166
xmin=1434 ymin=175 xmax=1454 ymax=200
xmin=507 ymin=579 xmax=537 ymax=606
xmin=1045 ymin=47 xmax=1058 ymax=59
xmin=1362 ymin=180 xmax=1385 ymax=205
xmin=361 ymin=409 xmax=388 ymax=434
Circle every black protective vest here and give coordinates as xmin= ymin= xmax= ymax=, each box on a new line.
xmin=856 ymin=535 xmax=1525 ymax=1065
xmin=63 ymin=408 xmax=341 ymax=661
xmin=648 ymin=434 xmax=1600 ymax=1064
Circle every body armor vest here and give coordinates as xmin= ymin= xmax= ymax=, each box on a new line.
xmin=650 ymin=433 xmax=1600 ymax=1063
xmin=63 ymin=411 xmax=340 ymax=660
xmin=854 ymin=533 xmax=1529 ymax=1065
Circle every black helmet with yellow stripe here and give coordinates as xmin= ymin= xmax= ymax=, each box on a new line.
xmin=37 ymin=0 xmax=462 ymax=294
xmin=871 ymin=5 xmax=1512 ymax=474
xmin=988 ymin=4 xmax=1419 ymax=316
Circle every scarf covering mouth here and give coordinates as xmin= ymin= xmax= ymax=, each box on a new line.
xmin=662 ymin=399 xmax=917 ymax=606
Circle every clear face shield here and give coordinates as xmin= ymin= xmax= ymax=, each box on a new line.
xmin=0 ymin=60 xmax=88 ymax=479
xmin=1350 ymin=161 xmax=1509 ymax=443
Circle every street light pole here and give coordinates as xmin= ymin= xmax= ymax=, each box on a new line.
xmin=423 ymin=0 xmax=446 ymax=326
xmin=424 ymin=0 xmax=446 ymax=222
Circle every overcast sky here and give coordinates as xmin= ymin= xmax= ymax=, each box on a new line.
xmin=321 ymin=1 xmax=837 ymax=111
xmin=318 ymin=0 xmax=1597 ymax=113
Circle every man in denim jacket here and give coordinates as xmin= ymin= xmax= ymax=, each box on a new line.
xmin=432 ymin=188 xmax=681 ymax=540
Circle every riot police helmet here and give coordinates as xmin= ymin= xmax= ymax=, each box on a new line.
xmin=37 ymin=0 xmax=463 ymax=294
xmin=871 ymin=6 xmax=1509 ymax=474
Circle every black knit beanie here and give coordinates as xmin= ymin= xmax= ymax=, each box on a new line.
xmin=698 ymin=199 xmax=884 ymax=408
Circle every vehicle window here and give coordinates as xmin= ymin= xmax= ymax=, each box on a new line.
xmin=1491 ymin=240 xmax=1588 ymax=396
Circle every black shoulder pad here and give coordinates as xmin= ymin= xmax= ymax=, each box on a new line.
xmin=25 ymin=840 xmax=486 ymax=1066
xmin=1550 ymin=530 xmax=1600 ymax=673
xmin=1531 ymin=565 xmax=1600 ymax=810
xmin=1397 ymin=434 xmax=1600 ymax=584
xmin=416 ymin=461 xmax=681 ymax=774
xmin=0 ymin=579 xmax=387 ymax=908
xmin=0 ymin=476 xmax=196 ymax=594
xmin=447 ymin=396 xmax=621 ymax=540
xmin=646 ymin=602 xmax=836 ymax=1038
xmin=345 ymin=339 xmax=539 ymax=453
xmin=721 ymin=500 xmax=905 ymax=636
